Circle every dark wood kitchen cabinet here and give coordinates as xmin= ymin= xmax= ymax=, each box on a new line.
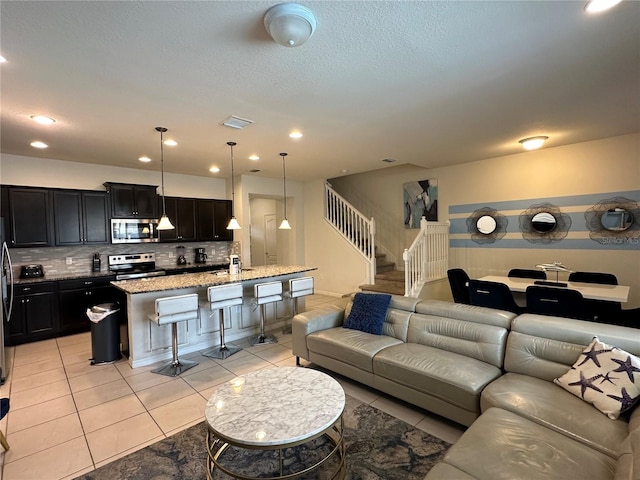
xmin=4 ymin=187 xmax=53 ymax=247
xmin=104 ymin=182 xmax=158 ymax=219
xmin=58 ymin=276 xmax=117 ymax=335
xmin=53 ymin=190 xmax=109 ymax=245
xmin=158 ymin=197 xmax=197 ymax=242
xmin=4 ymin=282 xmax=58 ymax=346
xmin=197 ymin=199 xmax=233 ymax=241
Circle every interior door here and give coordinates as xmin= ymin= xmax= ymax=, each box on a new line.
xmin=264 ymin=214 xmax=277 ymax=265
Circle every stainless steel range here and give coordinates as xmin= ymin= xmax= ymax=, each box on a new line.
xmin=108 ymin=253 xmax=166 ymax=280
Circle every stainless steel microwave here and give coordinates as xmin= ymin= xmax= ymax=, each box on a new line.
xmin=111 ymin=219 xmax=159 ymax=243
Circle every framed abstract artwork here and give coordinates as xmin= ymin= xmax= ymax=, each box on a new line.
xmin=404 ymin=179 xmax=438 ymax=228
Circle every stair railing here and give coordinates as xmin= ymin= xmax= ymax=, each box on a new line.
xmin=403 ymin=217 xmax=450 ymax=297
xmin=324 ymin=182 xmax=376 ymax=283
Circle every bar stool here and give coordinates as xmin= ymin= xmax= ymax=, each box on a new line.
xmin=282 ymin=276 xmax=314 ymax=333
xmin=249 ymin=281 xmax=282 ymax=346
xmin=149 ymin=293 xmax=199 ymax=377
xmin=201 ymin=283 xmax=243 ymax=360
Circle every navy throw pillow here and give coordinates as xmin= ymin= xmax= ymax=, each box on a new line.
xmin=343 ymin=292 xmax=392 ymax=335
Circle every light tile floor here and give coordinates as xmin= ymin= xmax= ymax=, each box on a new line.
xmin=0 ymin=294 xmax=465 ymax=480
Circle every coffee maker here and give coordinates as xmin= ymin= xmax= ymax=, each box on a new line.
xmin=176 ymin=246 xmax=187 ymax=265
xmin=194 ymin=248 xmax=207 ymax=264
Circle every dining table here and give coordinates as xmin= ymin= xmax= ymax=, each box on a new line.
xmin=478 ymin=275 xmax=630 ymax=303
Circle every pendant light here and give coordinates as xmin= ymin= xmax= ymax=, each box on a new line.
xmin=279 ymin=152 xmax=291 ymax=230
xmin=226 ymin=141 xmax=241 ymax=230
xmin=156 ymin=127 xmax=175 ymax=230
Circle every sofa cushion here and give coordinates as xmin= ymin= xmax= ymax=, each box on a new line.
xmin=554 ymin=337 xmax=640 ymax=420
xmin=306 ymin=327 xmax=403 ymax=373
xmin=407 ymin=313 xmax=508 ymax=368
xmin=440 ymin=407 xmax=617 ymax=480
xmin=373 ymin=343 xmax=502 ymax=412
xmin=343 ymin=292 xmax=391 ymax=335
xmin=415 ymin=300 xmax=516 ymax=329
xmin=481 ymin=372 xmax=629 ymax=457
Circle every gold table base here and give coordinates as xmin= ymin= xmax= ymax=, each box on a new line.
xmin=206 ymin=416 xmax=345 ymax=480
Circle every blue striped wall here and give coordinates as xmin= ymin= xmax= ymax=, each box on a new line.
xmin=449 ymin=190 xmax=640 ymax=250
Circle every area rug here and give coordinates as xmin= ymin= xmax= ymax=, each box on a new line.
xmin=75 ymin=396 xmax=451 ymax=480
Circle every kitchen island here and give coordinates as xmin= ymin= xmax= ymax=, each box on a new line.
xmin=112 ymin=265 xmax=316 ymax=368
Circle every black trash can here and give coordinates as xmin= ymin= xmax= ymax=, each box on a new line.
xmin=87 ymin=303 xmax=121 ymax=364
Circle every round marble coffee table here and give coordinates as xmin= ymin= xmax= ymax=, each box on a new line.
xmin=205 ymin=366 xmax=346 ymax=480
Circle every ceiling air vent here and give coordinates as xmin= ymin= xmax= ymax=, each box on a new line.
xmin=221 ymin=115 xmax=255 ymax=129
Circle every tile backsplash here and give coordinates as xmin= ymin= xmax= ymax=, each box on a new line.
xmin=8 ymin=241 xmax=240 ymax=277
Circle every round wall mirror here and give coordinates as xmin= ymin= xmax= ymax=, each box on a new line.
xmin=531 ymin=212 xmax=556 ymax=233
xmin=476 ymin=215 xmax=497 ymax=234
xmin=601 ymin=208 xmax=634 ymax=232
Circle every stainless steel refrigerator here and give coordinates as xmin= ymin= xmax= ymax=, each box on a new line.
xmin=1 ymin=218 xmax=14 ymax=384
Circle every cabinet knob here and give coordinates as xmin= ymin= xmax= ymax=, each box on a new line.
xmin=23 ymin=287 xmax=31 ymax=292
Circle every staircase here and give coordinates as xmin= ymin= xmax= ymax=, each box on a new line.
xmin=359 ymin=250 xmax=405 ymax=295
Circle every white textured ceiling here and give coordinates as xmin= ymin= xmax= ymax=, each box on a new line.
xmin=1 ymin=1 xmax=639 ymax=182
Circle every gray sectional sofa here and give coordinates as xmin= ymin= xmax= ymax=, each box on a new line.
xmin=291 ymin=294 xmax=639 ymax=480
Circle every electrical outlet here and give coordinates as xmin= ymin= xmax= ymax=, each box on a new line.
xmin=66 ymin=257 xmax=73 ymax=265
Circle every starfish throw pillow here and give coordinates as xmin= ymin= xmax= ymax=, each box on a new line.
xmin=554 ymin=337 xmax=640 ymax=420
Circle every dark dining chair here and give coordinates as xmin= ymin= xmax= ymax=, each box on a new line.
xmin=447 ymin=268 xmax=471 ymax=305
xmin=525 ymin=286 xmax=590 ymax=320
xmin=568 ymin=271 xmax=618 ymax=285
xmin=468 ymin=280 xmax=524 ymax=314
xmin=568 ymin=271 xmax=621 ymax=322
xmin=508 ymin=268 xmax=547 ymax=280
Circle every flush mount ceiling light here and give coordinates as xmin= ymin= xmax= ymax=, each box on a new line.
xmin=30 ymin=141 xmax=48 ymax=149
xmin=519 ymin=136 xmax=549 ymax=151
xmin=164 ymin=139 xmax=178 ymax=146
xmin=279 ymin=152 xmax=292 ymax=230
xmin=30 ymin=115 xmax=56 ymax=125
xmin=226 ymin=141 xmax=241 ymax=230
xmin=209 ymin=166 xmax=220 ymax=173
xmin=289 ymin=131 xmax=303 ymax=139
xmin=264 ymin=3 xmax=316 ymax=47
xmin=156 ymin=127 xmax=175 ymax=231
xmin=139 ymin=156 xmax=151 ymax=163
xmin=221 ymin=115 xmax=254 ymax=130
xmin=584 ymin=0 xmax=623 ymax=13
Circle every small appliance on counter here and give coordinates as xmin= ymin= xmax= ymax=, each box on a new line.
xmin=20 ymin=264 xmax=44 ymax=279
xmin=229 ymin=254 xmax=240 ymax=275
xmin=92 ymin=253 xmax=101 ymax=272
xmin=176 ymin=246 xmax=187 ymax=265
xmin=194 ymin=248 xmax=207 ymax=264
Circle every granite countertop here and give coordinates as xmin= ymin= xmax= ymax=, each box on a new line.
xmin=112 ymin=265 xmax=317 ymax=294
xmin=12 ymin=263 xmax=229 ymax=285
xmin=13 ymin=270 xmax=117 ymax=284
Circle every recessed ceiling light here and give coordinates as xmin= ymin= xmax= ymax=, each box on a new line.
xmin=139 ymin=156 xmax=152 ymax=163
xmin=382 ymin=158 xmax=396 ymax=163
xmin=249 ymin=169 xmax=262 ymax=173
xmin=249 ymin=154 xmax=260 ymax=161
xmin=519 ymin=136 xmax=549 ymax=150
xmin=31 ymin=115 xmax=56 ymax=125
xmin=289 ymin=131 xmax=303 ymax=139
xmin=584 ymin=0 xmax=623 ymax=13
xmin=30 ymin=141 xmax=48 ymax=149
xmin=0 ymin=56 xmax=6 ymax=63
xmin=341 ymin=169 xmax=350 ymax=174
xmin=164 ymin=140 xmax=177 ymax=146
xmin=209 ymin=166 xmax=220 ymax=173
